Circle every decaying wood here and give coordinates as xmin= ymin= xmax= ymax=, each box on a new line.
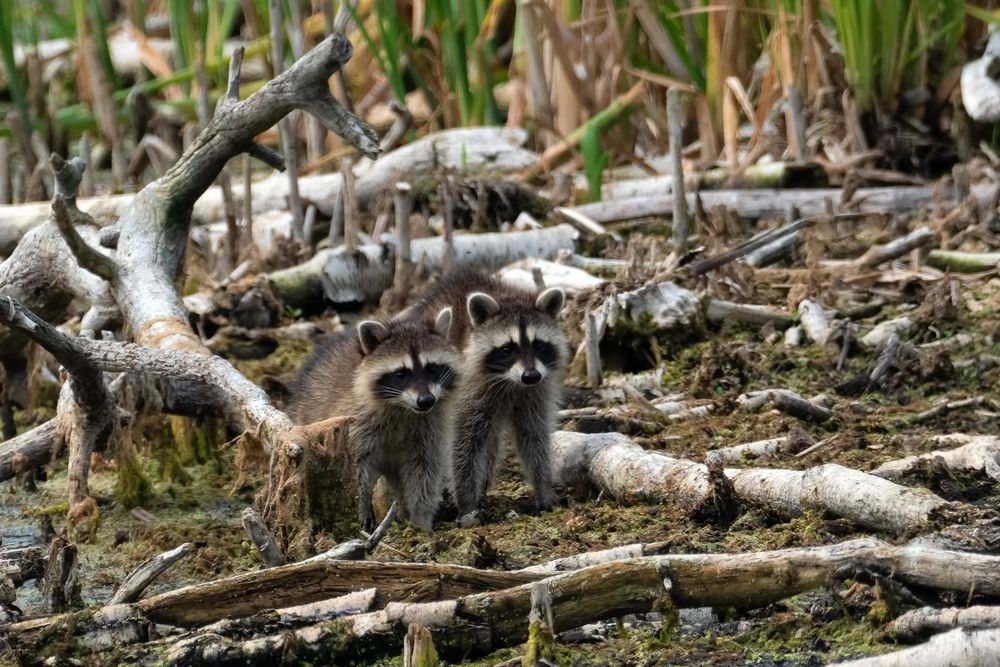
xmin=888 ymin=605 xmax=1000 ymax=641
xmin=854 ymin=227 xmax=934 ymax=269
xmin=0 ymin=546 xmax=47 ymax=586
xmin=705 ymin=431 xmax=815 ymax=465
xmin=871 ymin=434 xmax=1000 ymax=482
xmin=88 ymin=538 xmax=1000 ymax=665
xmin=725 ymin=464 xmax=954 ymax=534
xmin=738 ymin=389 xmax=833 ymax=423
xmin=41 ymin=536 xmax=81 ymax=614
xmin=565 ymin=182 xmax=997 ymax=226
xmin=267 ymin=223 xmax=579 ymax=308
xmin=835 ymin=627 xmax=1000 ymax=666
xmin=109 ymin=543 xmax=193 ymax=605
xmin=242 ymin=507 xmax=286 ymax=568
xmin=551 ymin=431 xmax=729 ymax=519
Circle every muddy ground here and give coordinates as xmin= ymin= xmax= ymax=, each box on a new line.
xmin=2 ymin=215 xmax=1000 ymax=666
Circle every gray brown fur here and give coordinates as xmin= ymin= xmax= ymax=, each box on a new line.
xmin=288 ymin=310 xmax=459 ymax=532
xmin=409 ymin=267 xmax=568 ymax=516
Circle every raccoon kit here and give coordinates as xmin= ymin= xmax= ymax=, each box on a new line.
xmin=410 ymin=268 xmax=568 ymax=517
xmin=288 ymin=308 xmax=459 ymax=532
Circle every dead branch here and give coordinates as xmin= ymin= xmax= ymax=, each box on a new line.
xmin=854 ymin=227 xmax=934 ymax=269
xmin=872 ymin=434 xmax=1000 ymax=482
xmin=705 ymin=431 xmax=815 ymax=465
xmin=888 ymin=605 xmax=1000 ymax=641
xmin=737 ymin=389 xmax=833 ymax=423
xmin=109 ymin=543 xmax=193 ymax=604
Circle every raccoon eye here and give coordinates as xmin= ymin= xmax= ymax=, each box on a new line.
xmin=500 ymin=342 xmax=517 ymax=355
xmin=392 ymin=368 xmax=409 ymax=380
xmin=426 ymin=363 xmax=447 ymax=380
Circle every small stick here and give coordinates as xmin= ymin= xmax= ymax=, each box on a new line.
xmin=0 ymin=138 xmax=9 ymax=204
xmin=270 ymin=0 xmax=304 ymax=241
xmin=786 ymin=85 xmax=808 ymax=161
xmin=242 ymin=153 xmax=252 ymax=250
xmin=341 ymin=157 xmax=357 ymax=251
xmin=241 ymin=507 xmax=285 ymax=568
xmin=302 ymin=204 xmax=318 ymax=247
xmin=854 ymin=227 xmax=934 ymax=269
xmin=110 ymin=543 xmax=193 ymax=604
xmin=584 ymin=311 xmax=603 ymax=388
xmin=667 ymin=88 xmax=689 ymax=257
xmin=393 ymin=182 xmax=414 ymax=293
xmin=364 ymin=500 xmax=399 ymax=553
xmin=78 ymin=133 xmax=94 ymax=197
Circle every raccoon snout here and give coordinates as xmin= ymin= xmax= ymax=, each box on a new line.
xmin=521 ymin=368 xmax=542 ymax=385
xmin=415 ymin=393 xmax=437 ymax=411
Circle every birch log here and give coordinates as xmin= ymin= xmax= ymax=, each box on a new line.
xmin=888 ymin=605 xmax=1000 ymax=641
xmin=832 ymin=627 xmax=1000 ymax=666
xmin=871 ymin=435 xmax=1000 ymax=482
xmin=726 ymin=464 xmax=952 ymax=534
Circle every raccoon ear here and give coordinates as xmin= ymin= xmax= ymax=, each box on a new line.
xmin=535 ymin=287 xmax=565 ymax=317
xmin=467 ymin=292 xmax=501 ymax=326
xmin=434 ymin=307 xmax=453 ymax=337
xmin=357 ymin=320 xmax=390 ymax=354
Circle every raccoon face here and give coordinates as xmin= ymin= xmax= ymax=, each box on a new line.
xmin=466 ymin=287 xmax=567 ymax=387
xmin=357 ymin=308 xmax=459 ymax=413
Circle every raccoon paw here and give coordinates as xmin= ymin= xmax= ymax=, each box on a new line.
xmin=360 ymin=510 xmax=376 ymax=534
xmin=534 ymin=490 xmax=559 ymax=513
xmin=409 ymin=513 xmax=434 ymax=534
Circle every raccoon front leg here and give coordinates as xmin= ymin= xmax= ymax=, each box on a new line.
xmin=512 ymin=394 xmax=559 ymax=512
xmin=399 ymin=437 xmax=449 ymax=532
xmin=452 ymin=405 xmax=502 ymax=516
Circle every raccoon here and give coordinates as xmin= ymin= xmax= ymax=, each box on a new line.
xmin=287 ymin=308 xmax=459 ymax=532
xmin=409 ymin=268 xmax=568 ymax=517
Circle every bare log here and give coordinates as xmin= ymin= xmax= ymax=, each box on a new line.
xmin=888 ymin=606 xmax=1000 ymax=641
xmin=834 ymin=627 xmax=1000 ymax=666
xmin=564 ymin=182 xmax=997 ymax=226
xmin=267 ymin=224 xmax=579 ymax=308
xmin=117 ymin=539 xmax=1000 ymax=665
xmin=551 ymin=431 xmax=726 ymax=518
xmin=726 ymin=464 xmax=953 ymax=534
xmin=871 ymin=434 xmax=1000 ymax=482
xmin=109 ymin=543 xmax=193 ymax=604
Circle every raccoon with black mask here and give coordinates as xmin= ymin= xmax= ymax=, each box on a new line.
xmin=408 ymin=268 xmax=568 ymax=518
xmin=288 ymin=308 xmax=459 ymax=532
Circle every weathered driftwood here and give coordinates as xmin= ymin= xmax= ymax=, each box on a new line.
xmin=565 ymin=183 xmax=996 ymax=225
xmin=725 ymin=464 xmax=952 ymax=534
xmin=706 ymin=300 xmax=792 ymax=327
xmin=835 ymin=627 xmax=1000 ymax=666
xmin=705 ymin=431 xmax=815 ymax=465
xmin=798 ymin=299 xmax=834 ymax=345
xmin=266 ymin=223 xmax=579 ymax=308
xmin=242 ymin=507 xmax=286 ymax=568
xmin=0 ymin=127 xmax=539 ymax=255
xmin=551 ymin=431 xmax=729 ymax=518
xmin=0 ymin=546 xmax=47 ymax=586
xmin=860 ymin=316 xmax=912 ymax=349
xmin=737 ymin=389 xmax=833 ymax=423
xmin=99 ymin=538 xmax=1000 ymax=665
xmin=109 ymin=543 xmax=193 ymax=605
xmin=854 ymin=227 xmax=934 ymax=269
xmin=871 ymin=434 xmax=1000 ymax=482
xmin=888 ymin=605 xmax=1000 ymax=641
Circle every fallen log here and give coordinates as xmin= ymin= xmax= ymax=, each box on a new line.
xmin=0 ymin=128 xmax=539 ymax=256
xmin=565 ymin=183 xmax=994 ymax=225
xmin=705 ymin=431 xmax=815 ymax=465
xmin=550 ymin=431 xmax=729 ymax=519
xmin=726 ymin=464 xmax=953 ymax=534
xmin=871 ymin=434 xmax=1000 ymax=483
xmin=887 ymin=605 xmax=1000 ymax=641
xmin=834 ymin=627 xmax=1000 ymax=666
xmin=112 ymin=538 xmax=1000 ymax=665
xmin=266 ymin=223 xmax=579 ymax=308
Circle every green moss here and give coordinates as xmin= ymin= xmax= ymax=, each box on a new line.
xmin=522 ymin=619 xmax=557 ymax=666
xmin=115 ymin=452 xmax=153 ymax=509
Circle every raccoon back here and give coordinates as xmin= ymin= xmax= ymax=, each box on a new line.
xmin=287 ymin=330 xmax=362 ymax=425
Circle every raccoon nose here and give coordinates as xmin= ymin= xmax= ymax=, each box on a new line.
xmin=521 ymin=368 xmax=542 ymax=385
xmin=416 ymin=394 xmax=437 ymax=411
